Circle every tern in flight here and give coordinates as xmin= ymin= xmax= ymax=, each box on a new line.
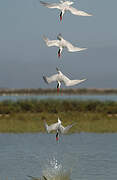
xmin=43 ymin=68 xmax=86 ymax=93
xmin=44 ymin=117 xmax=76 ymax=140
xmin=40 ymin=0 xmax=92 ymax=21
xmin=43 ymin=34 xmax=87 ymax=58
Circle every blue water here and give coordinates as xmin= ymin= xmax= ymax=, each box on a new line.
xmin=0 ymin=133 xmax=117 ymax=180
xmin=0 ymin=94 xmax=117 ymax=101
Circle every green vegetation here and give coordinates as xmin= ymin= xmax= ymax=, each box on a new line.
xmin=0 ymin=112 xmax=117 ymax=133
xmin=0 ymin=99 xmax=117 ymax=133
xmin=0 ymin=99 xmax=117 ymax=114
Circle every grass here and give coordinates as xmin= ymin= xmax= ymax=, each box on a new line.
xmin=0 ymin=99 xmax=117 ymax=133
xmin=0 ymin=111 xmax=117 ymax=133
xmin=0 ymin=99 xmax=117 ymax=114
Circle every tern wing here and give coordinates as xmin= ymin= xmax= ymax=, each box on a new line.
xmin=59 ymin=72 xmax=86 ymax=87
xmin=68 ymin=6 xmax=92 ymax=16
xmin=58 ymin=124 xmax=65 ymax=133
xmin=65 ymin=79 xmax=87 ymax=86
xmin=44 ymin=120 xmax=60 ymax=133
xmin=49 ymin=122 xmax=60 ymax=131
xmin=43 ymin=36 xmax=60 ymax=47
xmin=64 ymin=39 xmax=87 ymax=52
xmin=60 ymin=73 xmax=71 ymax=86
xmin=40 ymin=1 xmax=61 ymax=9
xmin=43 ymin=74 xmax=58 ymax=84
xmin=59 ymin=123 xmax=75 ymax=134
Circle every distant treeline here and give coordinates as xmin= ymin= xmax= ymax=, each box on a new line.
xmin=0 ymin=88 xmax=117 ymax=95
xmin=0 ymin=99 xmax=117 ymax=114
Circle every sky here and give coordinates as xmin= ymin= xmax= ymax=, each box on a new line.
xmin=0 ymin=0 xmax=117 ymax=89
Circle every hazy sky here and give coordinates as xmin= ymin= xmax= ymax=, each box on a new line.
xmin=0 ymin=0 xmax=117 ymax=88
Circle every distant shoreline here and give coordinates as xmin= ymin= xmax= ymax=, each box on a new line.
xmin=0 ymin=88 xmax=117 ymax=95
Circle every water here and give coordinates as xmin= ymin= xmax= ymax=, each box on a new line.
xmin=0 ymin=133 xmax=117 ymax=180
xmin=0 ymin=94 xmax=117 ymax=101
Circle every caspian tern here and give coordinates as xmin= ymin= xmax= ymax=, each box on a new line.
xmin=57 ymin=118 xmax=75 ymax=134
xmin=40 ymin=0 xmax=92 ymax=21
xmin=44 ymin=117 xmax=75 ymax=140
xmin=43 ymin=34 xmax=87 ymax=58
xmin=44 ymin=118 xmax=61 ymax=133
xmin=43 ymin=68 xmax=86 ymax=93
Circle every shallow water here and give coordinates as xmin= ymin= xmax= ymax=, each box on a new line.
xmin=0 ymin=133 xmax=117 ymax=180
xmin=0 ymin=94 xmax=117 ymax=101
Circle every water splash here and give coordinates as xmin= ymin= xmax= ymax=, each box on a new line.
xmin=28 ymin=155 xmax=72 ymax=180
xmin=42 ymin=157 xmax=71 ymax=180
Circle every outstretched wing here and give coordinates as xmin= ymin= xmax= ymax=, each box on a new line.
xmin=40 ymin=1 xmax=61 ymax=9
xmin=43 ymin=74 xmax=58 ymax=84
xmin=44 ymin=120 xmax=60 ymax=133
xmin=43 ymin=36 xmax=60 ymax=47
xmin=68 ymin=6 xmax=92 ymax=16
xmin=60 ymin=73 xmax=71 ymax=85
xmin=49 ymin=122 xmax=60 ymax=131
xmin=59 ymin=123 xmax=76 ymax=134
xmin=59 ymin=72 xmax=86 ymax=87
xmin=65 ymin=79 xmax=87 ymax=86
xmin=63 ymin=39 xmax=87 ymax=52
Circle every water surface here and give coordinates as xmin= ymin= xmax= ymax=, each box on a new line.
xmin=0 ymin=94 xmax=117 ymax=101
xmin=0 ymin=133 xmax=117 ymax=180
